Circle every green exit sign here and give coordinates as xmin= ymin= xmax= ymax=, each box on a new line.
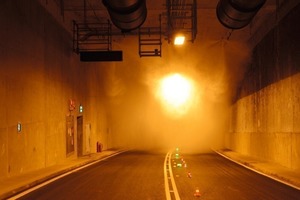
xmin=79 ymin=104 xmax=83 ymax=113
xmin=17 ymin=122 xmax=22 ymax=133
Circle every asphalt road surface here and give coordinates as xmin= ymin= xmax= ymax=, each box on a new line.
xmin=172 ymin=153 xmax=300 ymax=199
xmin=16 ymin=151 xmax=300 ymax=200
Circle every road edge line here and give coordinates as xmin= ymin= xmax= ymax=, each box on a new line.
xmin=214 ymin=150 xmax=300 ymax=191
xmin=6 ymin=150 xmax=127 ymax=200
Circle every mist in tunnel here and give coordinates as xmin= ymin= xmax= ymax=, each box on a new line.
xmin=101 ymin=37 xmax=251 ymax=153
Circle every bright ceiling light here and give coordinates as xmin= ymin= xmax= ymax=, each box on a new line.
xmin=174 ymin=35 xmax=185 ymax=45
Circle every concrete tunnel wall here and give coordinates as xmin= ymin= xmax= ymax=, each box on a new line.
xmin=226 ymin=3 xmax=300 ymax=170
xmin=0 ymin=0 xmax=111 ymax=179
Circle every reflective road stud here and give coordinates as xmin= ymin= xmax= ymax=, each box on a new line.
xmin=194 ymin=188 xmax=201 ymax=197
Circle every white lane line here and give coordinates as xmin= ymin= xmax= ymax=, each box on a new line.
xmin=164 ymin=151 xmax=181 ymax=200
xmin=167 ymin=151 xmax=181 ymax=200
xmin=215 ymin=150 xmax=300 ymax=191
xmin=164 ymin=152 xmax=171 ymax=200
xmin=7 ymin=151 xmax=126 ymax=200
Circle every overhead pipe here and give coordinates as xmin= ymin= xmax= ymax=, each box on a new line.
xmin=216 ymin=0 xmax=266 ymax=29
xmin=102 ymin=0 xmax=147 ymax=32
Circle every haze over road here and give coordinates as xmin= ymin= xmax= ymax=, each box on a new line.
xmin=16 ymin=151 xmax=300 ymax=200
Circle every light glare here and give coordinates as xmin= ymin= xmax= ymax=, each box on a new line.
xmin=158 ymin=73 xmax=195 ymax=117
xmin=161 ymin=74 xmax=191 ymax=107
xmin=174 ymin=36 xmax=185 ymax=45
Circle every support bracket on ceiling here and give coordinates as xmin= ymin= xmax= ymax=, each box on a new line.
xmin=73 ymin=20 xmax=112 ymax=54
xmin=166 ymin=0 xmax=197 ymax=44
xmin=138 ymin=15 xmax=162 ymax=57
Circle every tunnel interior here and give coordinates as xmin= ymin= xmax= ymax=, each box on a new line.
xmin=0 ymin=0 xmax=300 ymax=179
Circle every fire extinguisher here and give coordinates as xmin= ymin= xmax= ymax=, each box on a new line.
xmin=96 ymin=142 xmax=102 ymax=152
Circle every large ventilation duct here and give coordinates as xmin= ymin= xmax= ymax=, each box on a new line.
xmin=102 ymin=0 xmax=147 ymax=32
xmin=216 ymin=0 xmax=266 ymax=29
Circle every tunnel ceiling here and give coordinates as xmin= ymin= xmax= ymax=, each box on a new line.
xmin=60 ymin=0 xmax=277 ymax=43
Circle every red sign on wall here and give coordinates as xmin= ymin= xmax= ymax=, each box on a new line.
xmin=69 ymin=99 xmax=76 ymax=111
